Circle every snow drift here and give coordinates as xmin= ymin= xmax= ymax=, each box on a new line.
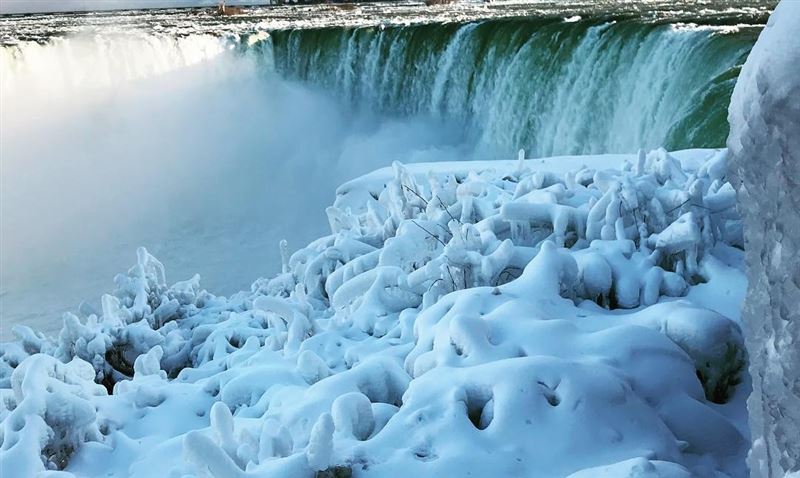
xmin=0 ymin=147 xmax=750 ymax=477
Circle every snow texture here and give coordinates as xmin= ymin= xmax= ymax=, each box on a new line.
xmin=727 ymin=1 xmax=800 ymax=476
xmin=0 ymin=148 xmax=750 ymax=477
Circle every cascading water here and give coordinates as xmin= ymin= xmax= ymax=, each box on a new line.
xmin=0 ymin=8 xmax=764 ymax=337
xmin=267 ymin=19 xmax=758 ymax=157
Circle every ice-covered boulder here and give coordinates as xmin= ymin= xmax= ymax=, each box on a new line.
xmin=727 ymin=1 xmax=800 ymax=476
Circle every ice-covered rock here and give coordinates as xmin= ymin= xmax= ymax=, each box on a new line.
xmin=727 ymin=1 xmax=800 ymax=476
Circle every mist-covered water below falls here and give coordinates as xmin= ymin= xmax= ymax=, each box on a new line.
xmin=0 ymin=32 xmax=471 ymax=338
xmin=0 ymin=5 xmax=766 ymax=338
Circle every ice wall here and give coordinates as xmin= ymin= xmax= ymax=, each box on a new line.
xmin=727 ymin=1 xmax=800 ymax=476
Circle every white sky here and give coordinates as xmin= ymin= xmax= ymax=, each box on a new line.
xmin=0 ymin=0 xmax=273 ymax=14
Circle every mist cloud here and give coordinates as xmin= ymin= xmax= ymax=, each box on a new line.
xmin=0 ymin=33 xmax=467 ymax=337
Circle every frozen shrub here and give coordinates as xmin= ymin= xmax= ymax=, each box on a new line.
xmin=1 ymin=355 xmax=105 ymax=473
xmin=0 ymin=148 xmax=750 ymax=478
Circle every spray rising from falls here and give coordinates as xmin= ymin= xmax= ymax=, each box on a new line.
xmin=0 ymin=32 xmax=469 ymax=336
xmin=0 ymin=17 xmax=759 ymax=336
xmin=267 ymin=18 xmax=757 ymax=157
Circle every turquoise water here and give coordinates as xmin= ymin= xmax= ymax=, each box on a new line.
xmin=264 ymin=17 xmax=760 ymax=157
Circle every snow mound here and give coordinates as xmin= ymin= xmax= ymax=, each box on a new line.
xmin=0 ymin=148 xmax=748 ymax=477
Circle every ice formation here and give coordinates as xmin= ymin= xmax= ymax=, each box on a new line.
xmin=0 ymin=147 xmax=751 ymax=477
xmin=727 ymin=1 xmax=800 ymax=476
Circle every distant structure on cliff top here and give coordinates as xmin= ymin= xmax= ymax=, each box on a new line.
xmin=216 ymin=1 xmax=244 ymax=15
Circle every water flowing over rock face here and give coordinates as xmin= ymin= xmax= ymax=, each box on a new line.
xmin=727 ymin=1 xmax=800 ymax=476
xmin=272 ymin=19 xmax=757 ymax=157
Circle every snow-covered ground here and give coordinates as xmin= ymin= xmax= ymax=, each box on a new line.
xmin=0 ymin=147 xmax=751 ymax=477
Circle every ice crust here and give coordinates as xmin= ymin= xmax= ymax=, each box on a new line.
xmin=727 ymin=1 xmax=800 ymax=476
xmin=0 ymin=148 xmax=750 ymax=477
